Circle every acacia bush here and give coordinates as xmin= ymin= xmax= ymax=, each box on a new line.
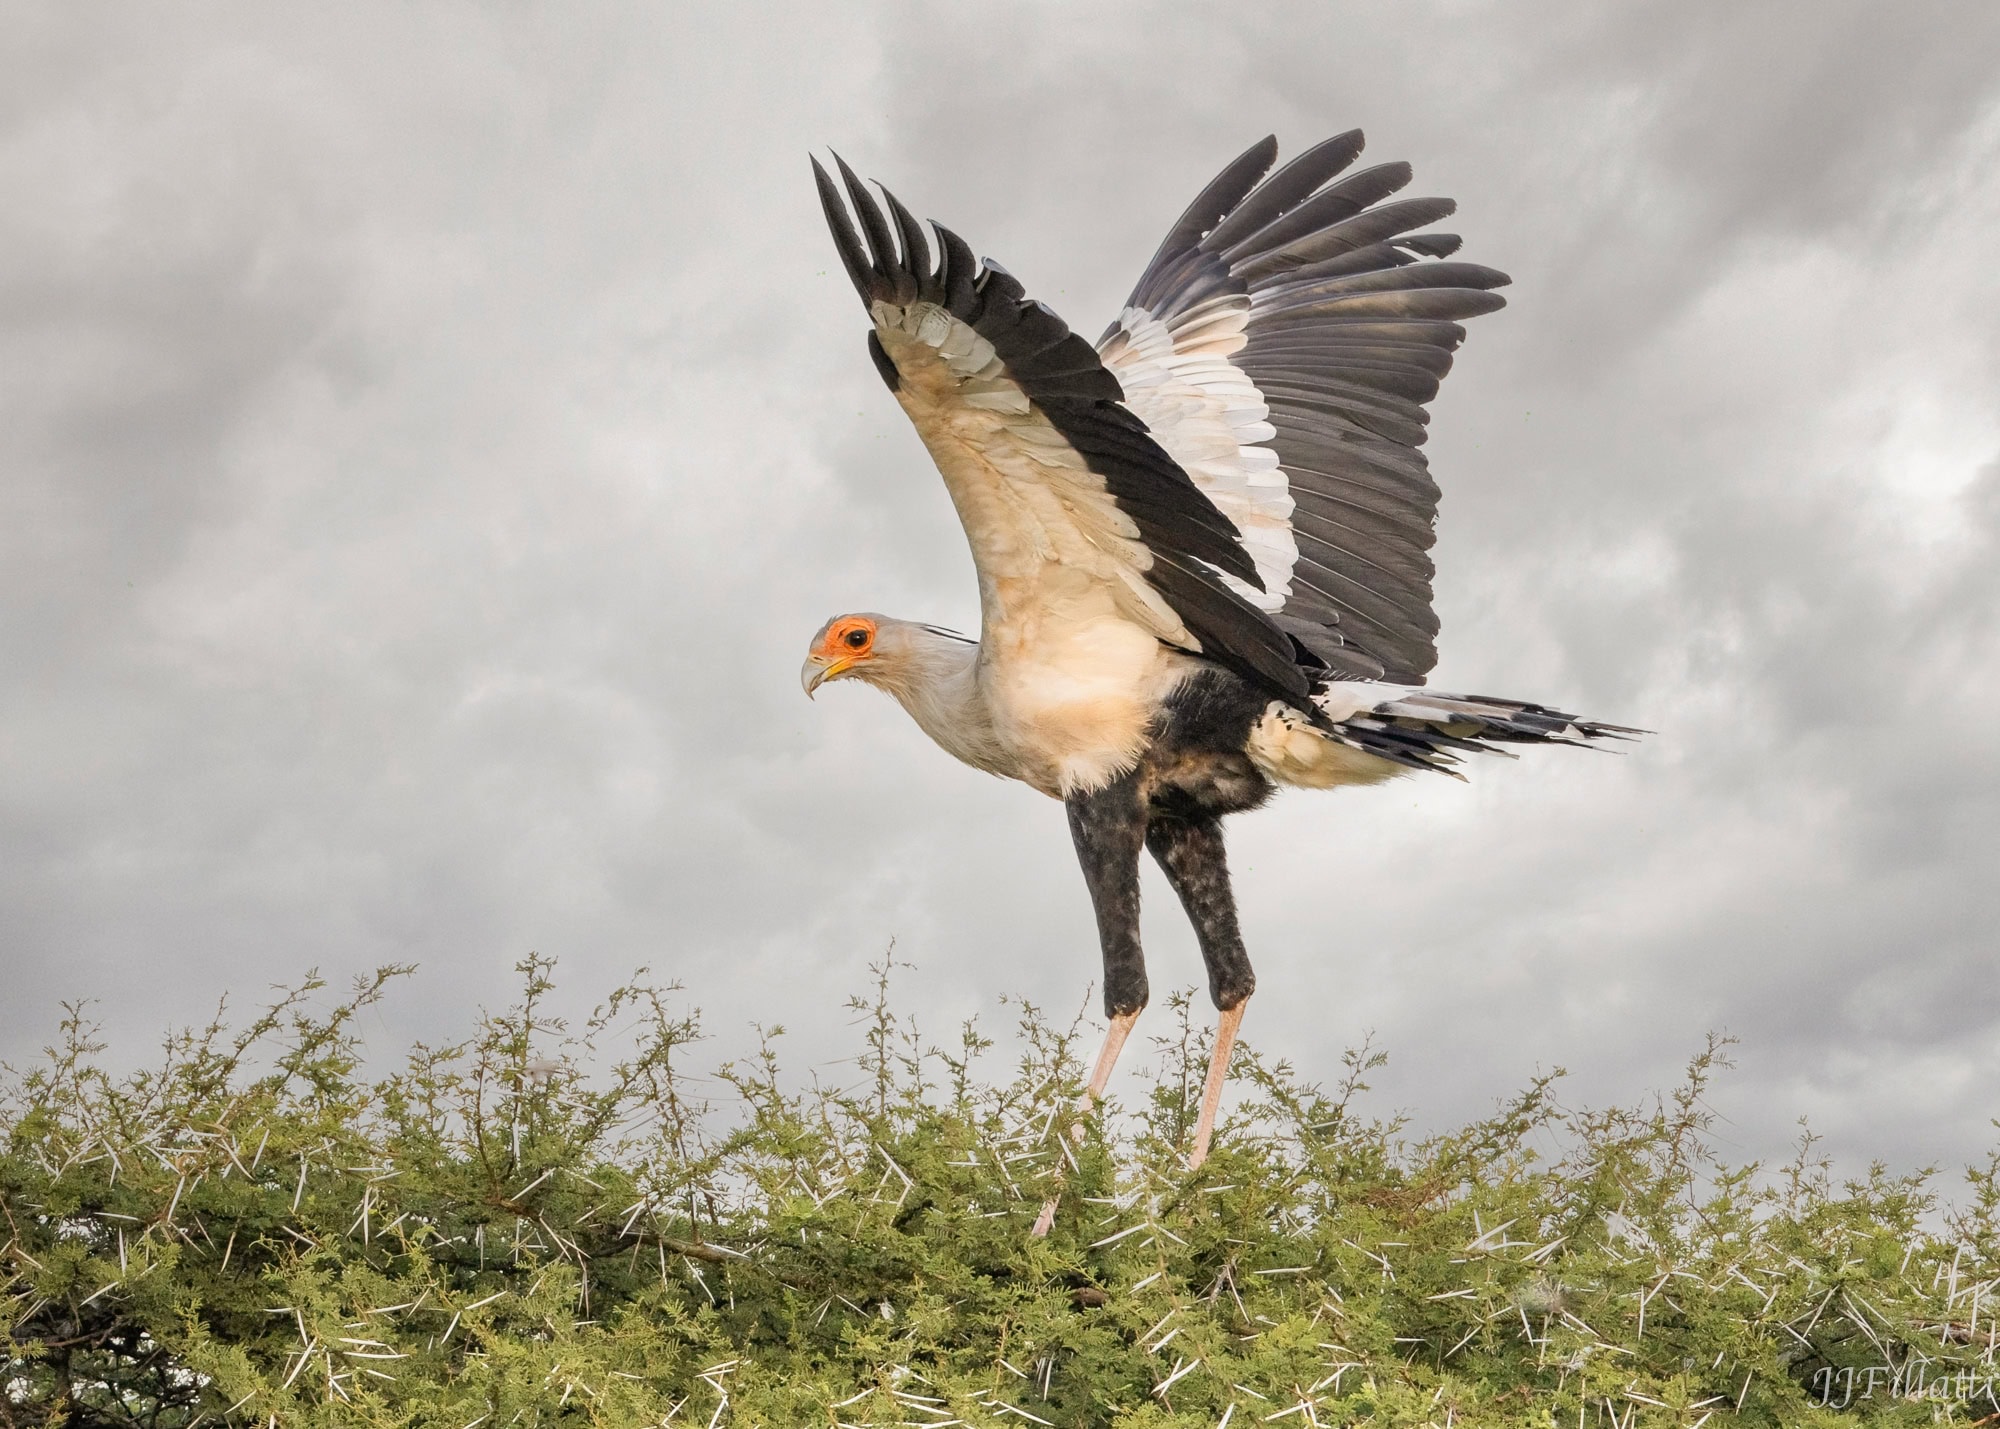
xmin=4 ymin=957 xmax=1997 ymax=1427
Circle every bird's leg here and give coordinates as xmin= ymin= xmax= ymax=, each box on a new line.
xmin=1085 ymin=1008 xmax=1142 ymax=1108
xmin=1068 ymin=1007 xmax=1141 ymax=1146
xmin=1145 ymin=816 xmax=1253 ymax=1169
xmin=1069 ymin=772 xmax=1152 ymax=1027
xmin=1189 ymin=998 xmax=1248 ymax=1170
xmin=1029 ymin=1007 xmax=1140 ymax=1238
xmin=1031 ymin=775 xmax=1148 ymax=1238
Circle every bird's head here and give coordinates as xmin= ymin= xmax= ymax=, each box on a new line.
xmin=801 ymin=613 xmax=978 ymax=700
xmin=801 ymin=613 xmax=891 ymax=697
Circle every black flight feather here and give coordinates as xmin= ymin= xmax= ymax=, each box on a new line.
xmin=1125 ymin=135 xmax=1278 ymax=315
xmin=812 ymin=157 xmax=879 ymax=307
xmin=1201 ymin=130 xmax=1368 ymax=255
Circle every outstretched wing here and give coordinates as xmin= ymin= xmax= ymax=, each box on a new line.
xmin=813 ymin=157 xmax=1307 ymax=700
xmin=1098 ymin=133 xmax=1510 ymax=684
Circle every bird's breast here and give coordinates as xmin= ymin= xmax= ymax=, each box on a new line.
xmin=980 ymin=617 xmax=1187 ymax=797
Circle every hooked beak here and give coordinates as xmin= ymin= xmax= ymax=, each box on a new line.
xmin=801 ymin=652 xmax=853 ymax=698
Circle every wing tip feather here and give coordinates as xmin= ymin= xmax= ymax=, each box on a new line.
xmin=812 ymin=152 xmax=880 ymax=306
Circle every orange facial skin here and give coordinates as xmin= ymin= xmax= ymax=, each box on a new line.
xmin=801 ymin=615 xmax=878 ymax=697
xmin=819 ymin=616 xmax=876 ymax=663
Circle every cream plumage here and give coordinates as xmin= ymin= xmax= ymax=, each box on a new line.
xmin=799 ymin=134 xmax=1638 ymax=1214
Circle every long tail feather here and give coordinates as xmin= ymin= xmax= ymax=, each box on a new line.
xmin=1318 ymin=683 xmax=1644 ymax=778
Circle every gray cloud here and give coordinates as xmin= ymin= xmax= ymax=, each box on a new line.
xmin=3 ymin=1 xmax=1996 ymax=1181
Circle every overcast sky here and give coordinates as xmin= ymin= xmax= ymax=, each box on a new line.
xmin=5 ymin=2 xmax=1997 ymax=1180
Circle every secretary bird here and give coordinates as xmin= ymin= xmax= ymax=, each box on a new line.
xmin=799 ymin=133 xmax=1636 ymax=1213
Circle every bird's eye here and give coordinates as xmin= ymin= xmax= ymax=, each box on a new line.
xmin=844 ymin=628 xmax=870 ymax=650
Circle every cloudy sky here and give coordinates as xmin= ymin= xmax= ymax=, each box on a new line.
xmin=6 ymin=2 xmax=1997 ymax=1179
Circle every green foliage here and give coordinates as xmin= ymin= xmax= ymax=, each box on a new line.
xmin=4 ymin=959 xmax=1997 ymax=1427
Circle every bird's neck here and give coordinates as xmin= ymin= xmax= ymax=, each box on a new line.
xmin=867 ymin=631 xmax=1016 ymax=782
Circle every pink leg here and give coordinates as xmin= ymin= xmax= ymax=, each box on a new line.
xmin=1186 ymin=998 xmax=1248 ymax=1171
xmin=1086 ymin=1009 xmax=1141 ymax=1107
xmin=1031 ymin=1009 xmax=1142 ymax=1237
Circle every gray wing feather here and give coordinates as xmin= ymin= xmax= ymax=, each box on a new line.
xmin=1110 ymin=132 xmax=1511 ymax=684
